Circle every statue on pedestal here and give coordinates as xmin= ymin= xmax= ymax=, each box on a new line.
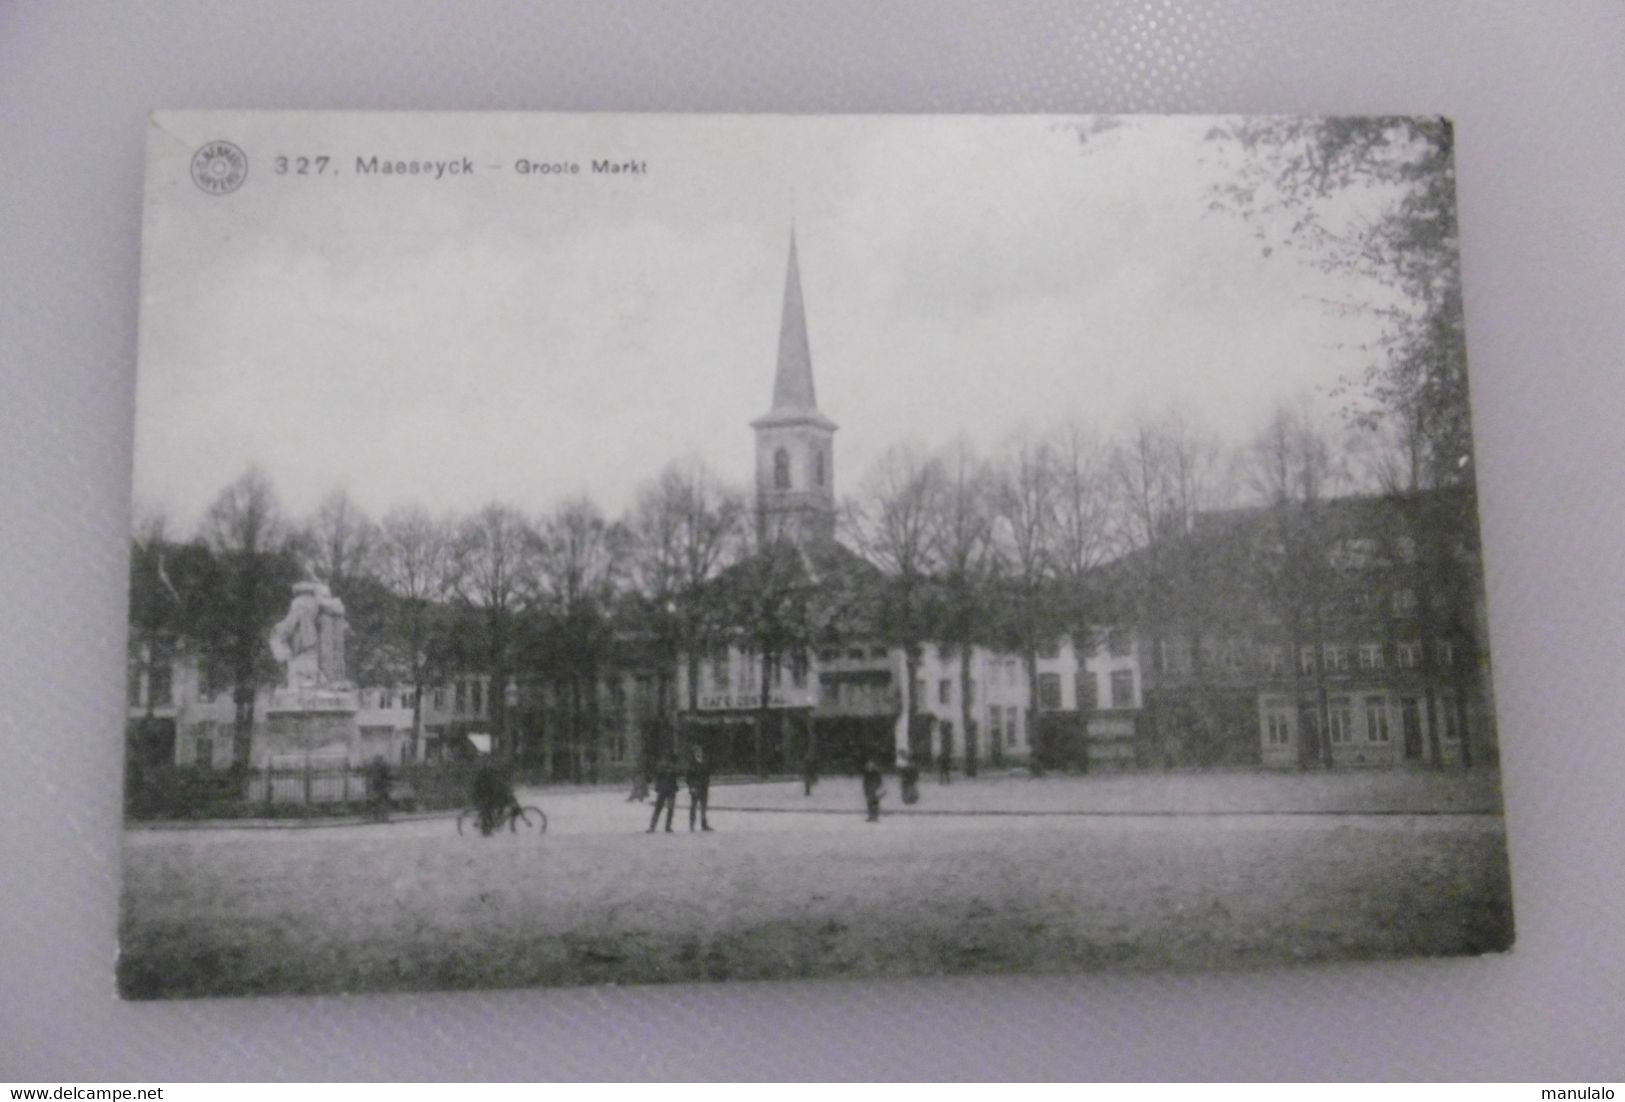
xmin=269 ymin=579 xmax=350 ymax=692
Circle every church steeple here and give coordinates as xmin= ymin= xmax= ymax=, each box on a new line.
xmin=770 ymin=230 xmax=818 ymax=413
xmin=751 ymin=229 xmax=837 ymax=544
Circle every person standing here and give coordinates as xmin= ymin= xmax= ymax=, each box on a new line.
xmin=802 ymin=748 xmax=819 ymax=796
xmin=861 ymin=759 xmax=885 ymax=822
xmin=647 ymin=757 xmax=679 ymax=833
xmin=937 ymin=732 xmax=953 ymax=784
xmin=365 ymin=754 xmax=393 ymax=822
xmin=899 ymin=749 xmax=920 ymax=806
xmin=686 ymin=745 xmax=714 ymax=832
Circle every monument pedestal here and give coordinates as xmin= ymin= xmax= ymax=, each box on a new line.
xmin=260 ymin=686 xmax=361 ymax=765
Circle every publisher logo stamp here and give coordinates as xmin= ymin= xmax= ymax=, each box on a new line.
xmin=191 ymin=140 xmax=248 ymax=195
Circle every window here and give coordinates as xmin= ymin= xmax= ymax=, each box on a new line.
xmin=1263 ymin=645 xmax=1284 ymax=674
xmin=433 ymin=687 xmax=446 ymax=710
xmin=1265 ymin=706 xmax=1292 ymax=747
xmin=1006 ymin=705 xmax=1020 ymax=747
xmin=1076 ymin=672 xmax=1098 ymax=712
xmin=1392 ymin=588 xmax=1418 ymax=615
xmin=988 ymin=707 xmax=1002 ymax=747
xmin=470 ymin=680 xmax=483 ymax=715
xmin=1226 ymin=640 xmax=1249 ymax=670
xmin=820 ymin=675 xmax=839 ymax=705
xmin=710 ymin=651 xmax=729 ymax=692
xmin=870 ymin=646 xmax=888 ymax=659
xmin=1107 ymin=628 xmax=1130 ymax=657
xmin=1322 ymin=644 xmax=1348 ymax=673
xmin=847 ymin=647 xmax=866 ymax=660
xmin=818 ymin=648 xmax=839 ymax=663
xmin=1397 ymin=641 xmax=1422 ymax=669
xmin=1039 ymin=640 xmax=1060 ymax=660
xmin=790 ymin=650 xmax=808 ymax=689
xmin=455 ymin=681 xmax=467 ymax=712
xmin=1037 ymin=672 xmax=1062 ymax=710
xmin=1436 ymin=641 xmax=1456 ymax=667
xmin=1328 ymin=698 xmax=1352 ymax=745
xmin=773 ymin=447 xmax=791 ymax=490
xmin=1358 ymin=643 xmax=1384 ymax=671
xmin=1439 ymin=699 xmax=1462 ymax=741
xmin=915 ymin=679 xmax=927 ymax=706
xmin=939 ymin=679 xmax=952 ymax=705
xmin=1299 ymin=646 xmax=1317 ymax=675
xmin=1364 ymin=696 xmax=1390 ymax=742
xmin=193 ymin=736 xmax=213 ymax=767
xmin=1110 ymin=669 xmax=1135 ymax=709
xmin=149 ymin=661 xmax=173 ymax=708
xmin=813 ymin=447 xmax=826 ymax=487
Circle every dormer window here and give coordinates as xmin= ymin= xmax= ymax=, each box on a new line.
xmin=774 ymin=447 xmax=791 ymax=489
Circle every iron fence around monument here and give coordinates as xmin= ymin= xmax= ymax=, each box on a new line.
xmin=124 ymin=757 xmax=489 ymax=820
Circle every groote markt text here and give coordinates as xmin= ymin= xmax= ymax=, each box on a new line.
xmin=267 ymin=154 xmax=649 ymax=179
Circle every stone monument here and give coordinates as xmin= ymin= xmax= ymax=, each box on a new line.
xmin=261 ymin=577 xmax=360 ymax=763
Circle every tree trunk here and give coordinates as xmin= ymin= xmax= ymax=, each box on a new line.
xmin=958 ymin=642 xmax=974 ymax=775
xmin=586 ymin=662 xmax=601 ymax=785
xmin=756 ymin=647 xmax=774 ymax=777
xmin=570 ymin=674 xmax=584 ymax=782
xmin=1024 ymin=646 xmax=1040 ymax=775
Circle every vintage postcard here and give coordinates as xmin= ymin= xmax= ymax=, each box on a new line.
xmin=121 ymin=111 xmax=1512 ymax=998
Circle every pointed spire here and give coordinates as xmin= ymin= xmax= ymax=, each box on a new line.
xmin=770 ymin=229 xmax=818 ymax=412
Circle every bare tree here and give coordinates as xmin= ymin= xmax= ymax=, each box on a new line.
xmin=1245 ymin=403 xmax=1340 ymax=768
xmin=534 ymin=497 xmax=627 ymax=782
xmin=1046 ymin=420 xmax=1113 ymax=769
xmin=306 ymin=490 xmax=377 ymax=586
xmin=302 ymin=489 xmax=393 ymax=687
xmin=377 ymin=505 xmax=453 ymax=754
xmin=448 ymin=503 xmax=536 ymax=759
xmin=627 ymin=458 xmax=743 ymax=767
xmin=1110 ymin=409 xmax=1233 ymax=766
xmin=844 ymin=443 xmax=943 ymax=761
xmin=723 ymin=510 xmax=821 ymax=776
xmin=931 ymin=437 xmax=996 ymax=774
xmin=991 ymin=432 xmax=1059 ymax=772
xmin=198 ymin=465 xmax=297 ymax=764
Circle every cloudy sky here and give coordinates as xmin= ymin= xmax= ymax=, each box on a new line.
xmin=135 ymin=112 xmax=1391 ymax=532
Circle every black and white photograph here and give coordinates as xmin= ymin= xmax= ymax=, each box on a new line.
xmin=119 ymin=110 xmax=1512 ymax=999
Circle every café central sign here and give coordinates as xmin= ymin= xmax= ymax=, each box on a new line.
xmin=696 ymin=688 xmax=813 ymax=712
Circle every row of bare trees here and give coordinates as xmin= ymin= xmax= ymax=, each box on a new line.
xmin=132 ymin=390 xmax=1483 ymax=776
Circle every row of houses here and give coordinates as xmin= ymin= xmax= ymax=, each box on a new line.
xmin=127 ymin=596 xmax=1489 ymax=778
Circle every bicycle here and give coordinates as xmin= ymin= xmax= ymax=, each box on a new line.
xmin=457 ymin=802 xmax=548 ymax=836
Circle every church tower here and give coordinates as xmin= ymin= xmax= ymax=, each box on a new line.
xmin=752 ymin=230 xmax=837 ymax=545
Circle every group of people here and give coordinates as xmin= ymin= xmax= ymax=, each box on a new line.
xmin=860 ymin=750 xmax=921 ymax=822
xmin=637 ymin=746 xmax=714 ymax=833
xmin=460 ymin=742 xmax=941 ymax=837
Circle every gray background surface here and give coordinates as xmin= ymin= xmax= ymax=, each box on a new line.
xmin=2 ymin=0 xmax=1622 ymax=1082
